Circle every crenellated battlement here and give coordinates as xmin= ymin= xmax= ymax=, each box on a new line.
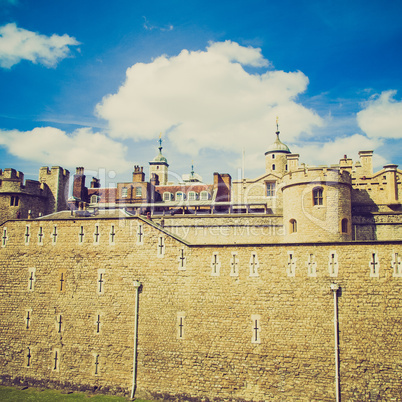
xmin=0 ymin=166 xmax=69 ymax=197
xmin=39 ymin=166 xmax=69 ymax=180
xmin=0 ymin=166 xmax=70 ymax=223
xmin=0 ymin=169 xmax=47 ymax=197
xmin=282 ymin=165 xmax=352 ymax=189
xmin=0 ymin=168 xmax=24 ymax=182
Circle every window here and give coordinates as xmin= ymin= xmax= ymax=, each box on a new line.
xmin=266 ymin=182 xmax=276 ymax=197
xmin=56 ymin=314 xmax=62 ymax=333
xmin=135 ymin=187 xmax=142 ymax=197
xmin=230 ymin=252 xmax=239 ymax=277
xmin=307 ymin=253 xmax=317 ymax=277
xmin=78 ymin=226 xmax=84 ymax=244
xmin=200 ymin=191 xmax=210 ymax=200
xmin=177 ymin=312 xmax=186 ymax=339
xmin=24 ymin=225 xmax=30 ymax=245
xmin=272 ymin=154 xmax=275 ymax=159
xmin=341 ymin=218 xmax=348 ymax=233
xmin=157 ymin=236 xmax=165 ymax=257
xmin=369 ymin=252 xmax=380 ymax=278
xmin=251 ymin=315 xmax=261 ymax=344
xmin=37 ymin=226 xmax=44 ymax=245
xmin=329 ymin=251 xmax=338 ymax=277
xmin=188 ymin=191 xmax=198 ymax=201
xmin=93 ymin=225 xmax=100 ymax=244
xmin=58 ymin=269 xmax=66 ymax=292
xmin=287 ymin=252 xmax=296 ymax=277
xmin=52 ymin=349 xmax=60 ymax=371
xmin=249 ymin=252 xmax=259 ymax=277
xmin=178 ymin=248 xmax=186 ymax=270
xmin=290 ymin=219 xmax=297 ymax=233
xmin=176 ymin=192 xmax=185 ymax=201
xmin=122 ymin=187 xmax=128 ymax=198
xmin=26 ymin=347 xmax=32 ymax=367
xmin=2 ymin=228 xmax=7 ymax=247
xmin=95 ymin=313 xmax=101 ymax=334
xmin=10 ymin=195 xmax=19 ymax=206
xmin=52 ymin=226 xmax=58 ymax=245
xmin=272 ymin=164 xmax=276 ymax=171
xmin=25 ymin=309 xmax=32 ymax=329
xmin=313 ymin=187 xmax=323 ymax=206
xmin=137 ymin=224 xmax=144 ymax=245
xmin=211 ymin=252 xmax=221 ymax=276
xmin=28 ymin=268 xmax=36 ymax=292
xmin=94 ymin=354 xmax=100 ymax=375
xmin=97 ymin=269 xmax=105 ymax=294
xmin=163 ymin=192 xmax=172 ymax=201
xmin=392 ymin=252 xmax=401 ymax=277
xmin=109 ymin=225 xmax=116 ymax=245
xmin=90 ymin=194 xmax=99 ymax=203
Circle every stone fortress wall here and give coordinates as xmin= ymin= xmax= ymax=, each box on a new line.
xmin=0 ymin=133 xmax=401 ymax=400
xmin=0 ymin=167 xmax=69 ymax=224
xmin=0 ymin=215 xmax=401 ymax=401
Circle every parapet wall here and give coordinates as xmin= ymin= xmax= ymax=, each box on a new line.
xmin=152 ymin=214 xmax=284 ymax=244
xmin=282 ymin=166 xmax=352 ymax=187
xmin=0 ymin=176 xmax=46 ymax=197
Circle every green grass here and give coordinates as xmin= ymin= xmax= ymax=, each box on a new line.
xmin=0 ymin=386 xmax=154 ymax=401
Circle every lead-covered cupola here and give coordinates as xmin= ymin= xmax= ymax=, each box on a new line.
xmin=149 ymin=136 xmax=169 ymax=185
xmin=265 ymin=119 xmax=291 ymax=175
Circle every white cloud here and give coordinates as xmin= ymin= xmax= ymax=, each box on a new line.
xmin=0 ymin=23 xmax=80 ymax=68
xmin=357 ymin=90 xmax=402 ymax=139
xmin=142 ymin=16 xmax=173 ymax=32
xmin=96 ymin=41 xmax=323 ymax=157
xmin=292 ymin=134 xmax=386 ymax=169
xmin=0 ymin=127 xmax=131 ymax=172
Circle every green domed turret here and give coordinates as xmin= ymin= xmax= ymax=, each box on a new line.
xmin=151 ymin=138 xmax=169 ymax=165
xmin=149 ymin=136 xmax=169 ymax=185
xmin=265 ymin=120 xmax=291 ymax=175
xmin=152 ymin=151 xmax=168 ymax=164
xmin=265 ymin=132 xmax=291 ymax=154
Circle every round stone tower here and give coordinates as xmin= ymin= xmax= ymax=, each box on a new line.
xmin=281 ymin=167 xmax=353 ymax=243
xmin=265 ymin=124 xmax=291 ymax=176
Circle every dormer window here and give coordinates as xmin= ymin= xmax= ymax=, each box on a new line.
xmin=188 ymin=191 xmax=198 ymax=201
xmin=200 ymin=191 xmax=210 ymax=201
xmin=90 ymin=195 xmax=100 ymax=203
xmin=176 ymin=192 xmax=186 ymax=201
xmin=163 ymin=192 xmax=172 ymax=201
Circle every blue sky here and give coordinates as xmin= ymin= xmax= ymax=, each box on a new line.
xmin=1 ymin=0 xmax=402 ymax=186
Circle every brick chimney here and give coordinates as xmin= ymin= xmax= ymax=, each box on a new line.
xmin=73 ymin=167 xmax=87 ymax=201
xmin=132 ymin=165 xmax=145 ymax=182
xmin=90 ymin=177 xmax=101 ymax=188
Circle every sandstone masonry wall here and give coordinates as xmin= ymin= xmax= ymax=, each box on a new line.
xmin=0 ymin=217 xmax=401 ymax=401
xmin=152 ymin=214 xmax=284 ymax=244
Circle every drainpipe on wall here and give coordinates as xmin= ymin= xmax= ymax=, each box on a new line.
xmin=131 ymin=280 xmax=141 ymax=400
xmin=330 ymin=283 xmax=340 ymax=402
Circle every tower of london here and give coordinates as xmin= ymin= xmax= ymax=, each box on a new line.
xmin=0 ymin=129 xmax=401 ymax=401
